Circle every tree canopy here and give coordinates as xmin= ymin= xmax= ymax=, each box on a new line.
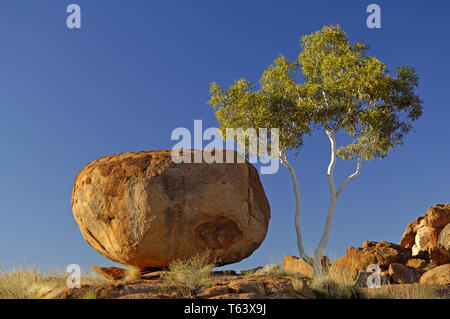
xmin=208 ymin=24 xmax=423 ymax=267
xmin=209 ymin=25 xmax=423 ymax=161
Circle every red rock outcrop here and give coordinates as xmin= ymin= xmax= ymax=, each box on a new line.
xmin=400 ymin=203 xmax=450 ymax=265
xmin=330 ymin=241 xmax=410 ymax=279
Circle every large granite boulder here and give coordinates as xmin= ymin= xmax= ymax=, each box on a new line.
xmin=72 ymin=150 xmax=270 ymax=268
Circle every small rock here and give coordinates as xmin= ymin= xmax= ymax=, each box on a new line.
xmin=228 ymin=280 xmax=266 ymax=294
xmin=90 ymin=265 xmax=127 ymax=280
xmin=427 ymin=204 xmax=450 ymax=228
xmin=141 ymin=271 xmax=167 ymax=279
xmin=282 ymin=256 xmax=314 ymax=278
xmin=419 ymin=264 xmax=450 ymax=285
xmin=405 ymin=258 xmax=427 ymax=269
xmin=197 ymin=285 xmax=232 ymax=298
xmin=415 ymin=226 xmax=439 ymax=251
xmin=388 ymin=263 xmax=421 ymax=284
xmin=428 ymin=246 xmax=450 ymax=266
xmin=263 ymin=277 xmax=297 ymax=295
xmin=400 ymin=221 xmax=416 ymax=249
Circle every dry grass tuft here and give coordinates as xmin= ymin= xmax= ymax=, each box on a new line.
xmin=164 ymin=253 xmax=216 ymax=297
xmin=290 ymin=277 xmax=307 ymax=292
xmin=367 ymin=284 xmax=441 ymax=299
xmin=253 ymin=264 xmax=284 ymax=276
xmin=244 ymin=264 xmax=309 ymax=280
xmin=124 ymin=266 xmax=142 ymax=281
xmin=81 ymin=289 xmax=97 ymax=299
xmin=0 ymin=266 xmax=105 ymax=299
xmin=308 ymin=267 xmax=363 ymax=299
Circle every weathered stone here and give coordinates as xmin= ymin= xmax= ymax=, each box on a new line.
xmin=90 ymin=265 xmax=127 ymax=280
xmin=428 ymin=246 xmax=450 ymax=266
xmin=426 ymin=204 xmax=450 ymax=228
xmin=438 ymin=223 xmax=450 ymax=252
xmin=413 ymin=216 xmax=428 ymax=231
xmin=282 ymin=256 xmax=314 ymax=278
xmin=263 ymin=278 xmax=297 ymax=295
xmin=228 ymin=280 xmax=266 ymax=294
xmin=197 ymin=285 xmax=232 ymax=298
xmin=400 ymin=220 xmax=417 ymax=249
xmin=388 ymin=263 xmax=421 ymax=284
xmin=72 ymin=150 xmax=270 ymax=268
xmin=415 ymin=226 xmax=440 ymax=251
xmin=419 ymin=264 xmax=450 ymax=285
xmin=330 ymin=241 xmax=410 ymax=279
xmin=412 ymin=245 xmax=420 ymax=256
xmin=405 ymin=258 xmax=427 ymax=269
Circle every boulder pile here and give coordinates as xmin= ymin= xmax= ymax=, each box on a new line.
xmin=325 ymin=203 xmax=450 ymax=285
xmin=400 ymin=203 xmax=450 ymax=265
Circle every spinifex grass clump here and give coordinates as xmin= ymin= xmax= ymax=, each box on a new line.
xmin=124 ymin=266 xmax=142 ymax=281
xmin=165 ymin=254 xmax=216 ymax=297
xmin=0 ymin=266 xmax=105 ymax=299
xmin=368 ymin=284 xmax=441 ymax=299
xmin=308 ymin=268 xmax=363 ymax=299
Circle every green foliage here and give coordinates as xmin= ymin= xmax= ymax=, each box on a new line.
xmin=208 ymin=55 xmax=311 ymax=158
xmin=297 ymin=24 xmax=422 ymax=160
xmin=208 ymin=24 xmax=423 ymax=161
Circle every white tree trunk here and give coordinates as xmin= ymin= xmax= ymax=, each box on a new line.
xmin=315 ymin=134 xmax=370 ymax=258
xmin=315 ymin=132 xmax=338 ymax=258
xmin=280 ymin=154 xmax=311 ymax=263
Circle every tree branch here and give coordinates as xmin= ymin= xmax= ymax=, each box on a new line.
xmin=335 ymin=140 xmax=371 ymax=199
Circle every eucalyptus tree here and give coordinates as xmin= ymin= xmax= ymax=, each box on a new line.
xmin=297 ymin=25 xmax=423 ymax=260
xmin=208 ymin=25 xmax=423 ymax=268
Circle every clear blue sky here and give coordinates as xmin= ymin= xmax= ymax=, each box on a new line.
xmin=0 ymin=1 xmax=449 ymax=273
